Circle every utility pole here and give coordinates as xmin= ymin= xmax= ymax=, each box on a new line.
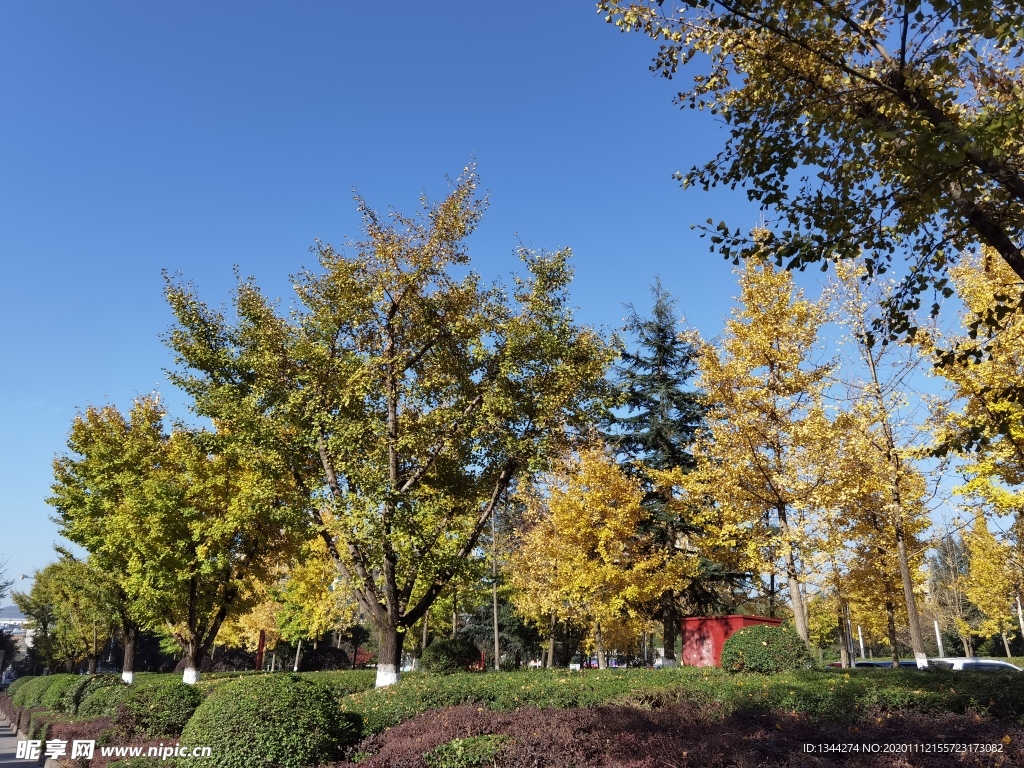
xmin=492 ymin=504 xmax=500 ymax=671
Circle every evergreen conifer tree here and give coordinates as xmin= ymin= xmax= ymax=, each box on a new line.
xmin=604 ymin=281 xmax=730 ymax=665
xmin=606 ymin=280 xmax=703 ymax=472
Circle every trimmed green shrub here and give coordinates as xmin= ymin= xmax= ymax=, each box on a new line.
xmin=78 ymin=681 xmax=131 ymax=718
xmin=180 ymin=673 xmax=362 ymax=768
xmin=116 ymin=681 xmax=204 ymax=738
xmin=40 ymin=675 xmax=85 ymax=712
xmin=195 ymin=669 xmax=376 ymax=700
xmin=305 ymin=670 xmax=378 ymax=698
xmin=59 ymin=674 xmax=121 ymax=715
xmin=5 ymin=675 xmax=35 ymax=698
xmin=421 ymin=639 xmax=481 ymax=675
xmin=340 ymin=669 xmax=676 ymax=735
xmin=12 ymin=675 xmax=72 ymax=707
xmin=338 ymin=666 xmax=1024 ymax=736
xmin=424 ymin=735 xmax=511 ymax=768
xmin=720 ymin=624 xmax=813 ymax=674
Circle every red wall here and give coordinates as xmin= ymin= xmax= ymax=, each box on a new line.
xmin=680 ymin=615 xmax=783 ymax=668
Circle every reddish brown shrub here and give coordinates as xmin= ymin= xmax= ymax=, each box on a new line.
xmin=47 ymin=715 xmax=116 ymax=748
xmin=27 ymin=708 xmax=71 ymax=740
xmin=329 ymin=703 xmax=1024 ymax=768
xmin=0 ymin=694 xmax=19 ymax=725
xmin=46 ymin=717 xmax=173 ymax=768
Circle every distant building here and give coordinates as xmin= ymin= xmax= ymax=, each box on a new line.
xmin=0 ymin=605 xmax=28 ymax=636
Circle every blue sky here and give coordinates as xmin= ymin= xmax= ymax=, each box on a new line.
xmin=1 ymin=2 xmax=951 ymax=603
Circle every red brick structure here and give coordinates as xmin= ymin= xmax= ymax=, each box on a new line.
xmin=680 ymin=615 xmax=783 ymax=667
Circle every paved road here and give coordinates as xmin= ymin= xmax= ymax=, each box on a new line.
xmin=0 ymin=714 xmax=22 ymax=767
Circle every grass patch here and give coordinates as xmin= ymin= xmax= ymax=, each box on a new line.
xmin=424 ymin=735 xmax=511 ymax=767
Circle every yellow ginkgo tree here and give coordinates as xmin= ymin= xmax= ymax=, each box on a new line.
xmin=826 ymin=261 xmax=933 ymax=665
xmin=813 ymin=408 xmax=929 ymax=665
xmin=963 ymin=514 xmax=1019 ymax=656
xmin=510 ymin=447 xmax=688 ymax=668
xmin=929 ymin=248 xmax=1024 ymax=652
xmin=688 ymin=247 xmax=833 ymax=644
xmin=932 ymin=248 xmax=1024 ymax=511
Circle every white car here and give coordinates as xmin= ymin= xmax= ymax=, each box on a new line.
xmin=928 ymin=657 xmax=1022 ymax=672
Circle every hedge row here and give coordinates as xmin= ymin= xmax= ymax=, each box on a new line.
xmin=0 ymin=670 xmax=378 ymax=768
xmin=6 ymin=666 xmax=1024 ymax=766
xmin=340 ymin=665 xmax=1024 ymax=737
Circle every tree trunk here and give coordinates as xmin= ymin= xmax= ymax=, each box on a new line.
xmin=375 ymin=624 xmax=404 ymax=687
xmin=491 ymin=584 xmax=500 ymax=671
xmin=845 ymin=603 xmax=857 ymax=662
xmin=182 ymin=650 xmax=200 ymax=684
xmin=775 ymin=505 xmax=810 ymax=644
xmin=894 ymin=516 xmax=927 ymax=667
xmin=122 ymin=625 xmax=137 ymax=684
xmin=886 ymin=600 xmax=899 ymax=666
xmin=1002 ymin=631 xmax=1012 ymax=657
xmin=837 ymin=602 xmax=851 ymax=668
xmin=776 ymin=506 xmax=810 ymax=644
xmin=421 ymin=611 xmax=430 ymax=666
xmin=959 ymin=632 xmax=974 ymax=657
xmin=547 ymin=614 xmax=556 ymax=668
xmin=661 ymin=591 xmax=678 ymax=667
xmin=293 ymin=638 xmax=302 ymax=672
xmin=1017 ymin=596 xmax=1024 ymax=648
xmin=860 ymin=325 xmax=928 ymax=668
xmin=595 ymin=622 xmax=606 ymax=669
xmin=181 ymin=632 xmax=212 ymax=684
xmin=491 ymin=505 xmax=500 ymax=671
xmin=255 ymin=629 xmax=266 ymax=672
xmin=179 ymin=577 xmax=235 ymax=685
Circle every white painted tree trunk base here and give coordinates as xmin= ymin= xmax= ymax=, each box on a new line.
xmin=121 ymin=671 xmax=135 ymax=684
xmin=375 ymin=665 xmax=399 ymax=687
xmin=660 ymin=659 xmax=678 ymax=668
xmin=183 ymin=667 xmax=200 ymax=685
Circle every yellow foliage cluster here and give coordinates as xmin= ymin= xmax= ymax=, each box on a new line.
xmin=963 ymin=515 xmax=1019 ymax=639
xmin=510 ymin=447 xmax=694 ymax=651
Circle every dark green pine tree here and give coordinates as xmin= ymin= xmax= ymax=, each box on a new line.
xmin=606 ymin=280 xmax=703 ymax=472
xmin=604 ymin=281 xmax=739 ymax=664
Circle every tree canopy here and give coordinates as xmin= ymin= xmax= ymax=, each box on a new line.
xmin=687 ymin=249 xmax=833 ymax=643
xmin=13 ymin=556 xmax=116 ymax=673
xmin=164 ymin=167 xmax=613 ymax=685
xmin=599 ymin=0 xmax=1024 ymax=337
xmin=604 ymin=280 xmax=704 ymax=472
xmin=510 ymin=447 xmax=687 ymax=668
xmin=49 ymin=396 xmax=309 ymax=682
